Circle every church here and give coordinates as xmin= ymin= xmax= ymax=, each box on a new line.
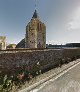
xmin=17 ymin=10 xmax=46 ymax=48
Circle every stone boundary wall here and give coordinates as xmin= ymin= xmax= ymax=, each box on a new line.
xmin=0 ymin=48 xmax=80 ymax=74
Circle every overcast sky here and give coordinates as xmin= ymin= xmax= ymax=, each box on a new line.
xmin=0 ymin=0 xmax=80 ymax=44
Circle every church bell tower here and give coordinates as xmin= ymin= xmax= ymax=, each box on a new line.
xmin=25 ymin=1 xmax=46 ymax=48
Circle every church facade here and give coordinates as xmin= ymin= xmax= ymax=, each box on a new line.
xmin=25 ymin=10 xmax=46 ymax=48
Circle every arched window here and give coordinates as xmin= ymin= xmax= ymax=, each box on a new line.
xmin=40 ymin=24 xmax=42 ymax=31
xmin=37 ymin=23 xmax=42 ymax=31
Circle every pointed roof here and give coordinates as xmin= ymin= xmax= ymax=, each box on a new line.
xmin=32 ymin=10 xmax=39 ymax=19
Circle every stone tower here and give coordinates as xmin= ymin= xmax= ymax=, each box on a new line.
xmin=0 ymin=36 xmax=6 ymax=50
xmin=25 ymin=10 xmax=46 ymax=48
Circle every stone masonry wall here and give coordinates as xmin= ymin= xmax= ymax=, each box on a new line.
xmin=0 ymin=49 xmax=80 ymax=74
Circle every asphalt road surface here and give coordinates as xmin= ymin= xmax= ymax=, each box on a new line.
xmin=31 ymin=62 xmax=80 ymax=92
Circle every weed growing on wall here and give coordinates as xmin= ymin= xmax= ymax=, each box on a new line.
xmin=0 ymin=62 xmax=41 ymax=92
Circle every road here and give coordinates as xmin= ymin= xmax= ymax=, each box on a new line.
xmin=30 ymin=61 xmax=80 ymax=92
